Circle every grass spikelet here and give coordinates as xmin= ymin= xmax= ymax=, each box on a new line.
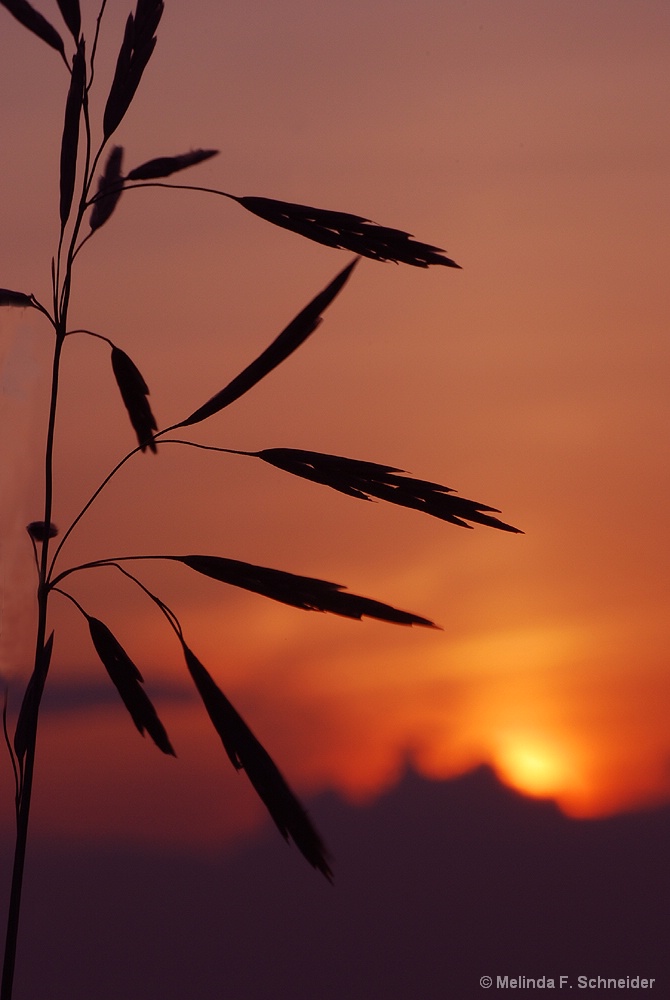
xmin=181 ymin=643 xmax=332 ymax=879
xmin=169 ymin=554 xmax=438 ymax=627
xmin=236 ymin=195 xmax=461 ymax=268
xmin=89 ymin=146 xmax=125 ymax=231
xmin=103 ymin=14 xmax=133 ymax=138
xmin=255 ymin=448 xmax=523 ymax=533
xmin=87 ymin=616 xmax=175 ymax=755
xmin=126 ymin=148 xmax=219 ymax=180
xmin=103 ymin=0 xmax=164 ymax=139
xmin=0 ymin=288 xmax=34 ymax=308
xmin=134 ymin=0 xmax=164 ymax=40
xmin=56 ymin=0 xmax=80 ymax=40
xmin=110 ymin=346 xmax=158 ymax=452
xmin=179 ymin=260 xmax=357 ymax=427
xmin=26 ymin=521 xmax=58 ymax=541
xmin=1 ymin=0 xmax=66 ymax=58
xmin=59 ymin=39 xmax=86 ymax=227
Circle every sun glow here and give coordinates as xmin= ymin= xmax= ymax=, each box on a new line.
xmin=494 ymin=737 xmax=576 ymax=801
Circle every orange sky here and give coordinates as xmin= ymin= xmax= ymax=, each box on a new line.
xmin=1 ymin=0 xmax=669 ymax=851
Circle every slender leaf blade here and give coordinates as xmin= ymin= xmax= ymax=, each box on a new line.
xmin=1 ymin=0 xmax=66 ymax=56
xmin=182 ymin=642 xmax=332 ymax=878
xmin=59 ymin=39 xmax=86 ymax=227
xmin=111 ymin=346 xmax=158 ymax=452
xmin=87 ymin=616 xmax=174 ymax=755
xmin=178 ymin=260 xmax=357 ymax=427
xmin=56 ymin=0 xmax=80 ymax=40
xmin=168 ymin=554 xmax=437 ymax=627
xmin=103 ymin=14 xmax=133 ymax=138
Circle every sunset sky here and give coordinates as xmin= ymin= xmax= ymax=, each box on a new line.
xmin=1 ymin=0 xmax=669 ymax=860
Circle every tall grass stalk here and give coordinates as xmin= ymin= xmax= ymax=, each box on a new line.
xmin=0 ymin=2 xmax=520 ymax=997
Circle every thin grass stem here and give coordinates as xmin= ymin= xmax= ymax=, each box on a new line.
xmin=1 ymin=323 xmax=65 ymax=1000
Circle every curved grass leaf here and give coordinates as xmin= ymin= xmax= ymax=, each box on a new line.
xmin=89 ymin=146 xmax=124 ymax=231
xmin=169 ymin=554 xmax=437 ymax=627
xmin=237 ymin=196 xmax=461 ymax=268
xmin=0 ymin=288 xmax=33 ymax=308
xmin=14 ymin=631 xmax=54 ymax=763
xmin=126 ymin=148 xmax=219 ymax=181
xmin=1 ymin=0 xmax=66 ymax=57
xmin=87 ymin=616 xmax=174 ymax=755
xmin=111 ymin=346 xmax=158 ymax=452
xmin=59 ymin=39 xmax=86 ymax=227
xmin=178 ymin=260 xmax=357 ymax=428
xmin=181 ymin=642 xmax=332 ymax=879
xmin=255 ymin=448 xmax=523 ymax=533
xmin=103 ymin=0 xmax=164 ymax=139
xmin=56 ymin=0 xmax=80 ymax=40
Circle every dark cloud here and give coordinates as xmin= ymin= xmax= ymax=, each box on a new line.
xmin=36 ymin=676 xmax=193 ymax=714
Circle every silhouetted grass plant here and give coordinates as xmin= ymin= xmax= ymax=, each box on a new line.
xmin=0 ymin=2 xmax=521 ymax=997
